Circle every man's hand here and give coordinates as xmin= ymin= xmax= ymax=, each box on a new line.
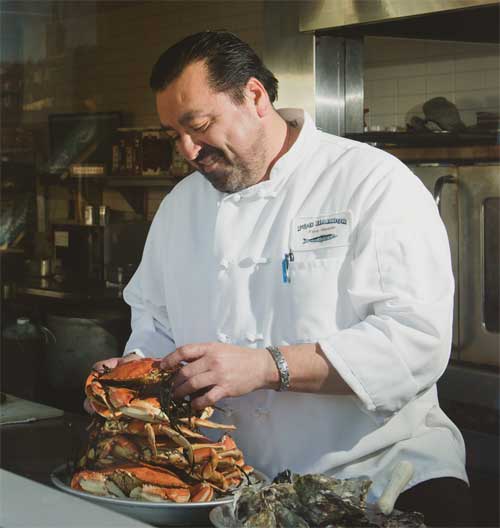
xmin=83 ymin=352 xmax=142 ymax=414
xmin=160 ymin=343 xmax=279 ymax=409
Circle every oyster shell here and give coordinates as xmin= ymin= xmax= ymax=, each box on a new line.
xmin=293 ymin=474 xmax=371 ymax=526
xmin=232 ymin=471 xmax=426 ymax=528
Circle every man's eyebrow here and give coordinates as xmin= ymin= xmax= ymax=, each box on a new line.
xmin=160 ymin=111 xmax=208 ymax=132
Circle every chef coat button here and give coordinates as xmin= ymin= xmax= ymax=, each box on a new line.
xmin=232 ymin=193 xmax=241 ymax=203
xmin=246 ymin=332 xmax=264 ymax=342
xmin=217 ymin=332 xmax=231 ymax=343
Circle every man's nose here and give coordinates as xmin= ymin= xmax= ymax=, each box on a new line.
xmin=176 ymin=134 xmax=201 ymax=161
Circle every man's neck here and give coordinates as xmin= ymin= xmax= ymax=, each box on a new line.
xmin=263 ymin=117 xmax=299 ymax=180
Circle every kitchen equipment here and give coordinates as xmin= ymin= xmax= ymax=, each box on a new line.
xmin=0 ymin=394 xmax=63 ymax=424
xmin=98 ymin=204 xmax=109 ymax=226
xmin=1 ymin=317 xmax=45 ymax=400
xmin=52 ymin=221 xmax=149 ymax=286
xmin=84 ymin=204 xmax=96 ymax=225
xmin=408 ymin=163 xmax=500 ymax=368
xmin=43 ymin=309 xmax=128 ymax=393
xmin=53 ymin=223 xmax=105 ymax=283
xmin=112 ymin=127 xmax=173 ymax=177
xmin=422 ymin=97 xmax=466 ymax=133
xmin=51 ymin=464 xmax=268 ymax=527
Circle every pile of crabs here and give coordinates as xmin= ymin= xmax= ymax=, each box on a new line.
xmin=71 ymin=358 xmax=253 ymax=503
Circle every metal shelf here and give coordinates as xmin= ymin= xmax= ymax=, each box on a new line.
xmin=105 ymin=177 xmax=178 ymax=188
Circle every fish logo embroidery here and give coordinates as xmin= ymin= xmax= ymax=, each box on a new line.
xmin=303 ymin=234 xmax=337 ymax=244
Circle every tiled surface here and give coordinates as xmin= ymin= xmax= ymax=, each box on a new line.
xmin=364 ymin=36 xmax=500 ymax=130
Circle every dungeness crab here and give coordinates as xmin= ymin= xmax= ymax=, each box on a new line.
xmin=73 ymin=357 xmax=253 ymax=503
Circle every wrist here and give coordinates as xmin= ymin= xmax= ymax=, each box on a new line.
xmin=258 ymin=347 xmax=281 ymax=391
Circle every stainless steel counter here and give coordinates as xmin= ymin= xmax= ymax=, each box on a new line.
xmin=0 ymin=469 xmax=152 ymax=528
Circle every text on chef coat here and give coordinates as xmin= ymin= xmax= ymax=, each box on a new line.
xmin=291 ymin=211 xmax=352 ymax=251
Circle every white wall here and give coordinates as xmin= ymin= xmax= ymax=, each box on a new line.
xmin=364 ymin=36 xmax=500 ymax=130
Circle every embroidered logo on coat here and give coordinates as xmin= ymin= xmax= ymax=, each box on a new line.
xmin=291 ymin=211 xmax=351 ymax=251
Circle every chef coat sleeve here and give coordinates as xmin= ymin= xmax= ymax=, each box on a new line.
xmin=122 ymin=199 xmax=176 ymax=360
xmin=318 ymin=157 xmax=454 ymax=418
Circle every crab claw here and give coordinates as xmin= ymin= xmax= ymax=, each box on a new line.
xmin=190 ymin=482 xmax=214 ymax=502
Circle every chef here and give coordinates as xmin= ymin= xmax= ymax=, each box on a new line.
xmin=98 ymin=31 xmax=473 ymax=526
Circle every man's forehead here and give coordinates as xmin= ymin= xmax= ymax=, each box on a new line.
xmin=156 ymin=62 xmax=214 ymax=123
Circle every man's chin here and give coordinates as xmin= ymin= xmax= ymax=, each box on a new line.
xmin=202 ymin=169 xmax=242 ymax=193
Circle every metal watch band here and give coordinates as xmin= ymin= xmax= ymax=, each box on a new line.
xmin=265 ymin=346 xmax=291 ymax=391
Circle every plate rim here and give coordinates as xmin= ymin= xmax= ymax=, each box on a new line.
xmin=51 ymin=463 xmax=268 ymax=509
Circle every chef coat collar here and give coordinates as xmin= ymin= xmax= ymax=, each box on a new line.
xmin=218 ymin=108 xmax=317 ymax=201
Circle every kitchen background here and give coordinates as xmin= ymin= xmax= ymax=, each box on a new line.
xmin=1 ymin=1 xmax=499 ymax=525
xmin=364 ymin=36 xmax=500 ymax=130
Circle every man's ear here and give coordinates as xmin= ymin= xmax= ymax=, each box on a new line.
xmin=245 ymin=77 xmax=271 ymax=118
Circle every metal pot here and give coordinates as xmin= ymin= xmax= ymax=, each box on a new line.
xmin=43 ymin=309 xmax=129 ymax=392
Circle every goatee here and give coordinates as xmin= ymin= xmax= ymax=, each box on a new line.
xmin=194 ymin=137 xmax=266 ymax=194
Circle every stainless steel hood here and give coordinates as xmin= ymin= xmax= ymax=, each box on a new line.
xmin=300 ymin=0 xmax=500 ymax=33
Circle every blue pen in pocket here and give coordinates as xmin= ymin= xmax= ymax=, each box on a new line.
xmin=282 ymin=250 xmax=294 ymax=283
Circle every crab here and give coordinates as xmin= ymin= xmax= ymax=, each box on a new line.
xmin=81 ymin=429 xmax=252 ymax=487
xmin=70 ymin=463 xmax=191 ymax=502
xmin=85 ymin=358 xmax=175 ymax=416
xmin=86 ymin=359 xmax=235 ymax=429
xmin=77 ymin=357 xmax=253 ymax=503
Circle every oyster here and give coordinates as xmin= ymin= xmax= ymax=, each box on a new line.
xmin=242 ymin=509 xmax=277 ymax=527
xmin=293 ymin=474 xmax=371 ymax=526
xmin=232 ymin=471 xmax=426 ymax=528
xmin=273 ymin=502 xmax=309 ymax=528
xmin=369 ymin=510 xmax=426 ymax=528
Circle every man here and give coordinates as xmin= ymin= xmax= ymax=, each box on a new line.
xmin=100 ymin=31 xmax=472 ymax=526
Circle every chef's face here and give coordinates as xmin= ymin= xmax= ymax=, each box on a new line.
xmin=156 ymin=60 xmax=268 ymax=193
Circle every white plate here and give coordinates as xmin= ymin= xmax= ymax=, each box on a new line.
xmin=51 ymin=464 xmax=268 ymax=527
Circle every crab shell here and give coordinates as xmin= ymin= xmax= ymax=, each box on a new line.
xmin=99 ymin=358 xmax=174 ymax=385
xmin=71 ymin=463 xmax=191 ymax=503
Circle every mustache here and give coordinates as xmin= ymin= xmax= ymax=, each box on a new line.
xmin=195 ymin=145 xmax=226 ymax=164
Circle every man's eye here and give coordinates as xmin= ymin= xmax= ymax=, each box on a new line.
xmin=193 ymin=123 xmax=210 ymax=132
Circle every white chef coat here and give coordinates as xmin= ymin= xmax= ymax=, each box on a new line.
xmin=122 ymin=108 xmax=468 ymax=501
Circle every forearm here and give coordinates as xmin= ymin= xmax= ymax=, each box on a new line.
xmin=261 ymin=343 xmax=353 ymax=395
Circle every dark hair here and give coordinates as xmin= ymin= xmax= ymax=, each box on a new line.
xmin=149 ymin=31 xmax=278 ymax=104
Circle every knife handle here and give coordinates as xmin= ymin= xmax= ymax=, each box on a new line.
xmin=377 ymin=460 xmax=414 ymax=515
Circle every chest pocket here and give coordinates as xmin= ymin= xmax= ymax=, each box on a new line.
xmin=287 ymin=252 xmax=348 ymax=342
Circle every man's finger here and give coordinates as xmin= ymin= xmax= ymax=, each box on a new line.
xmin=93 ymin=356 xmax=120 ymax=373
xmin=190 ymin=385 xmax=226 ymax=410
xmin=174 ymin=371 xmax=216 ymax=399
xmin=160 ymin=343 xmax=211 ymax=369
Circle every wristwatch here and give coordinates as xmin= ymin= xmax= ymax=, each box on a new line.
xmin=265 ymin=346 xmax=291 ymax=391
